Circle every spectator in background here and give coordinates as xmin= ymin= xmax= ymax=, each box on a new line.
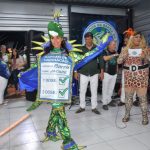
xmin=7 ymin=47 xmax=13 ymax=63
xmin=10 ymin=48 xmax=26 ymax=94
xmin=1 ymin=45 xmax=9 ymax=63
xmin=1 ymin=45 xmax=12 ymax=97
xmin=22 ymin=46 xmax=27 ymax=69
xmin=0 ymin=52 xmax=9 ymax=104
xmin=117 ymin=31 xmax=150 ymax=125
xmin=75 ymin=32 xmax=103 ymax=115
xmin=101 ymin=40 xmax=118 ymax=110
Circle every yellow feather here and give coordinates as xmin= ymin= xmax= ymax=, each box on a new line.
xmin=56 ymin=10 xmax=59 ymax=17
xmin=53 ymin=11 xmax=56 ymax=18
xmin=68 ymin=40 xmax=76 ymax=44
xmin=71 ymin=48 xmax=83 ymax=52
xmin=32 ymin=41 xmax=43 ymax=46
xmin=37 ymin=52 xmax=44 ymax=56
xmin=41 ymin=36 xmax=49 ymax=42
xmin=57 ymin=10 xmax=61 ymax=17
xmin=31 ymin=47 xmax=44 ymax=50
xmin=72 ymin=44 xmax=82 ymax=47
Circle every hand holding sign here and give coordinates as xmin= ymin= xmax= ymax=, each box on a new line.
xmin=128 ymin=49 xmax=142 ymax=57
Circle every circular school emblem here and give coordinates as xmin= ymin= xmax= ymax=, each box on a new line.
xmin=82 ymin=21 xmax=119 ymax=49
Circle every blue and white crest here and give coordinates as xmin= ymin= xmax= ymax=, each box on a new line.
xmin=82 ymin=21 xmax=119 ymax=50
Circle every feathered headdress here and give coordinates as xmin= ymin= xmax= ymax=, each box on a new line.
xmin=31 ymin=10 xmax=82 ymax=57
xmin=123 ymin=28 xmax=135 ymax=37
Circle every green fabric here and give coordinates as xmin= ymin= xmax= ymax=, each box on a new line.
xmin=78 ymin=45 xmax=102 ymax=76
xmin=52 ymin=102 xmax=64 ymax=108
xmin=26 ymin=101 xmax=43 ymax=111
xmin=27 ymin=47 xmax=79 ymax=149
xmin=62 ymin=138 xmax=79 ymax=150
xmin=42 ymin=48 xmax=78 ymax=149
xmin=52 ymin=48 xmax=62 ymax=53
xmin=44 ymin=104 xmax=79 ymax=149
xmin=48 ymin=21 xmax=64 ymax=37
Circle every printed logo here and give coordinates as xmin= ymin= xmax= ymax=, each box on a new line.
xmin=82 ymin=21 xmax=119 ymax=49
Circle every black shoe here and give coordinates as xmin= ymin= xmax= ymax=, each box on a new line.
xmin=103 ymin=105 xmax=108 ymax=110
xmin=75 ymin=107 xmax=85 ymax=113
xmin=112 ymin=94 xmax=120 ymax=99
xmin=92 ymin=108 xmax=100 ymax=115
xmin=133 ymin=100 xmax=139 ymax=107
xmin=108 ymin=101 xmax=116 ymax=107
xmin=118 ymin=101 xmax=125 ymax=106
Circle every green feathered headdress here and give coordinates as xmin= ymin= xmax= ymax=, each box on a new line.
xmin=47 ymin=21 xmax=64 ymax=37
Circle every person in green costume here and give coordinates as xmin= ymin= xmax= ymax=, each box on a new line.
xmin=39 ymin=21 xmax=79 ymax=150
xmin=23 ymin=17 xmax=112 ymax=150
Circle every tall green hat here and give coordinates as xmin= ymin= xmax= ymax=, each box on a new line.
xmin=47 ymin=21 xmax=64 ymax=37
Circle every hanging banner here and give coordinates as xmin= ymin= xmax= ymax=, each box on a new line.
xmin=82 ymin=21 xmax=119 ymax=50
xmin=37 ymin=54 xmax=73 ymax=103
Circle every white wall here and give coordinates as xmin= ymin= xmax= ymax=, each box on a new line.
xmin=71 ymin=5 xmax=126 ymax=16
xmin=0 ymin=1 xmax=128 ymax=39
xmin=133 ymin=0 xmax=150 ymax=44
xmin=0 ymin=1 xmax=69 ymax=37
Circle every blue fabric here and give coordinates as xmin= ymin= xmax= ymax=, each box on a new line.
xmin=47 ymin=131 xmax=57 ymax=137
xmin=65 ymin=41 xmax=72 ymax=51
xmin=19 ymin=67 xmax=38 ymax=91
xmin=63 ymin=141 xmax=76 ymax=149
xmin=0 ymin=60 xmax=10 ymax=79
xmin=42 ymin=41 xmax=50 ymax=50
xmin=72 ymin=78 xmax=79 ymax=96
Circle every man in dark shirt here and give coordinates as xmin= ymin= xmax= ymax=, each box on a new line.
xmin=101 ymin=40 xmax=118 ymax=110
xmin=75 ymin=32 xmax=103 ymax=115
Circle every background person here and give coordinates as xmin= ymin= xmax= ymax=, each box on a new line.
xmin=0 ymin=52 xmax=9 ymax=104
xmin=0 ymin=45 xmax=9 ymax=63
xmin=75 ymin=32 xmax=103 ymax=115
xmin=101 ymin=40 xmax=118 ymax=110
xmin=117 ymin=31 xmax=150 ymax=125
xmin=10 ymin=48 xmax=25 ymax=94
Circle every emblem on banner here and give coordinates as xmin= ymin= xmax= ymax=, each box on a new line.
xmin=82 ymin=21 xmax=119 ymax=50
